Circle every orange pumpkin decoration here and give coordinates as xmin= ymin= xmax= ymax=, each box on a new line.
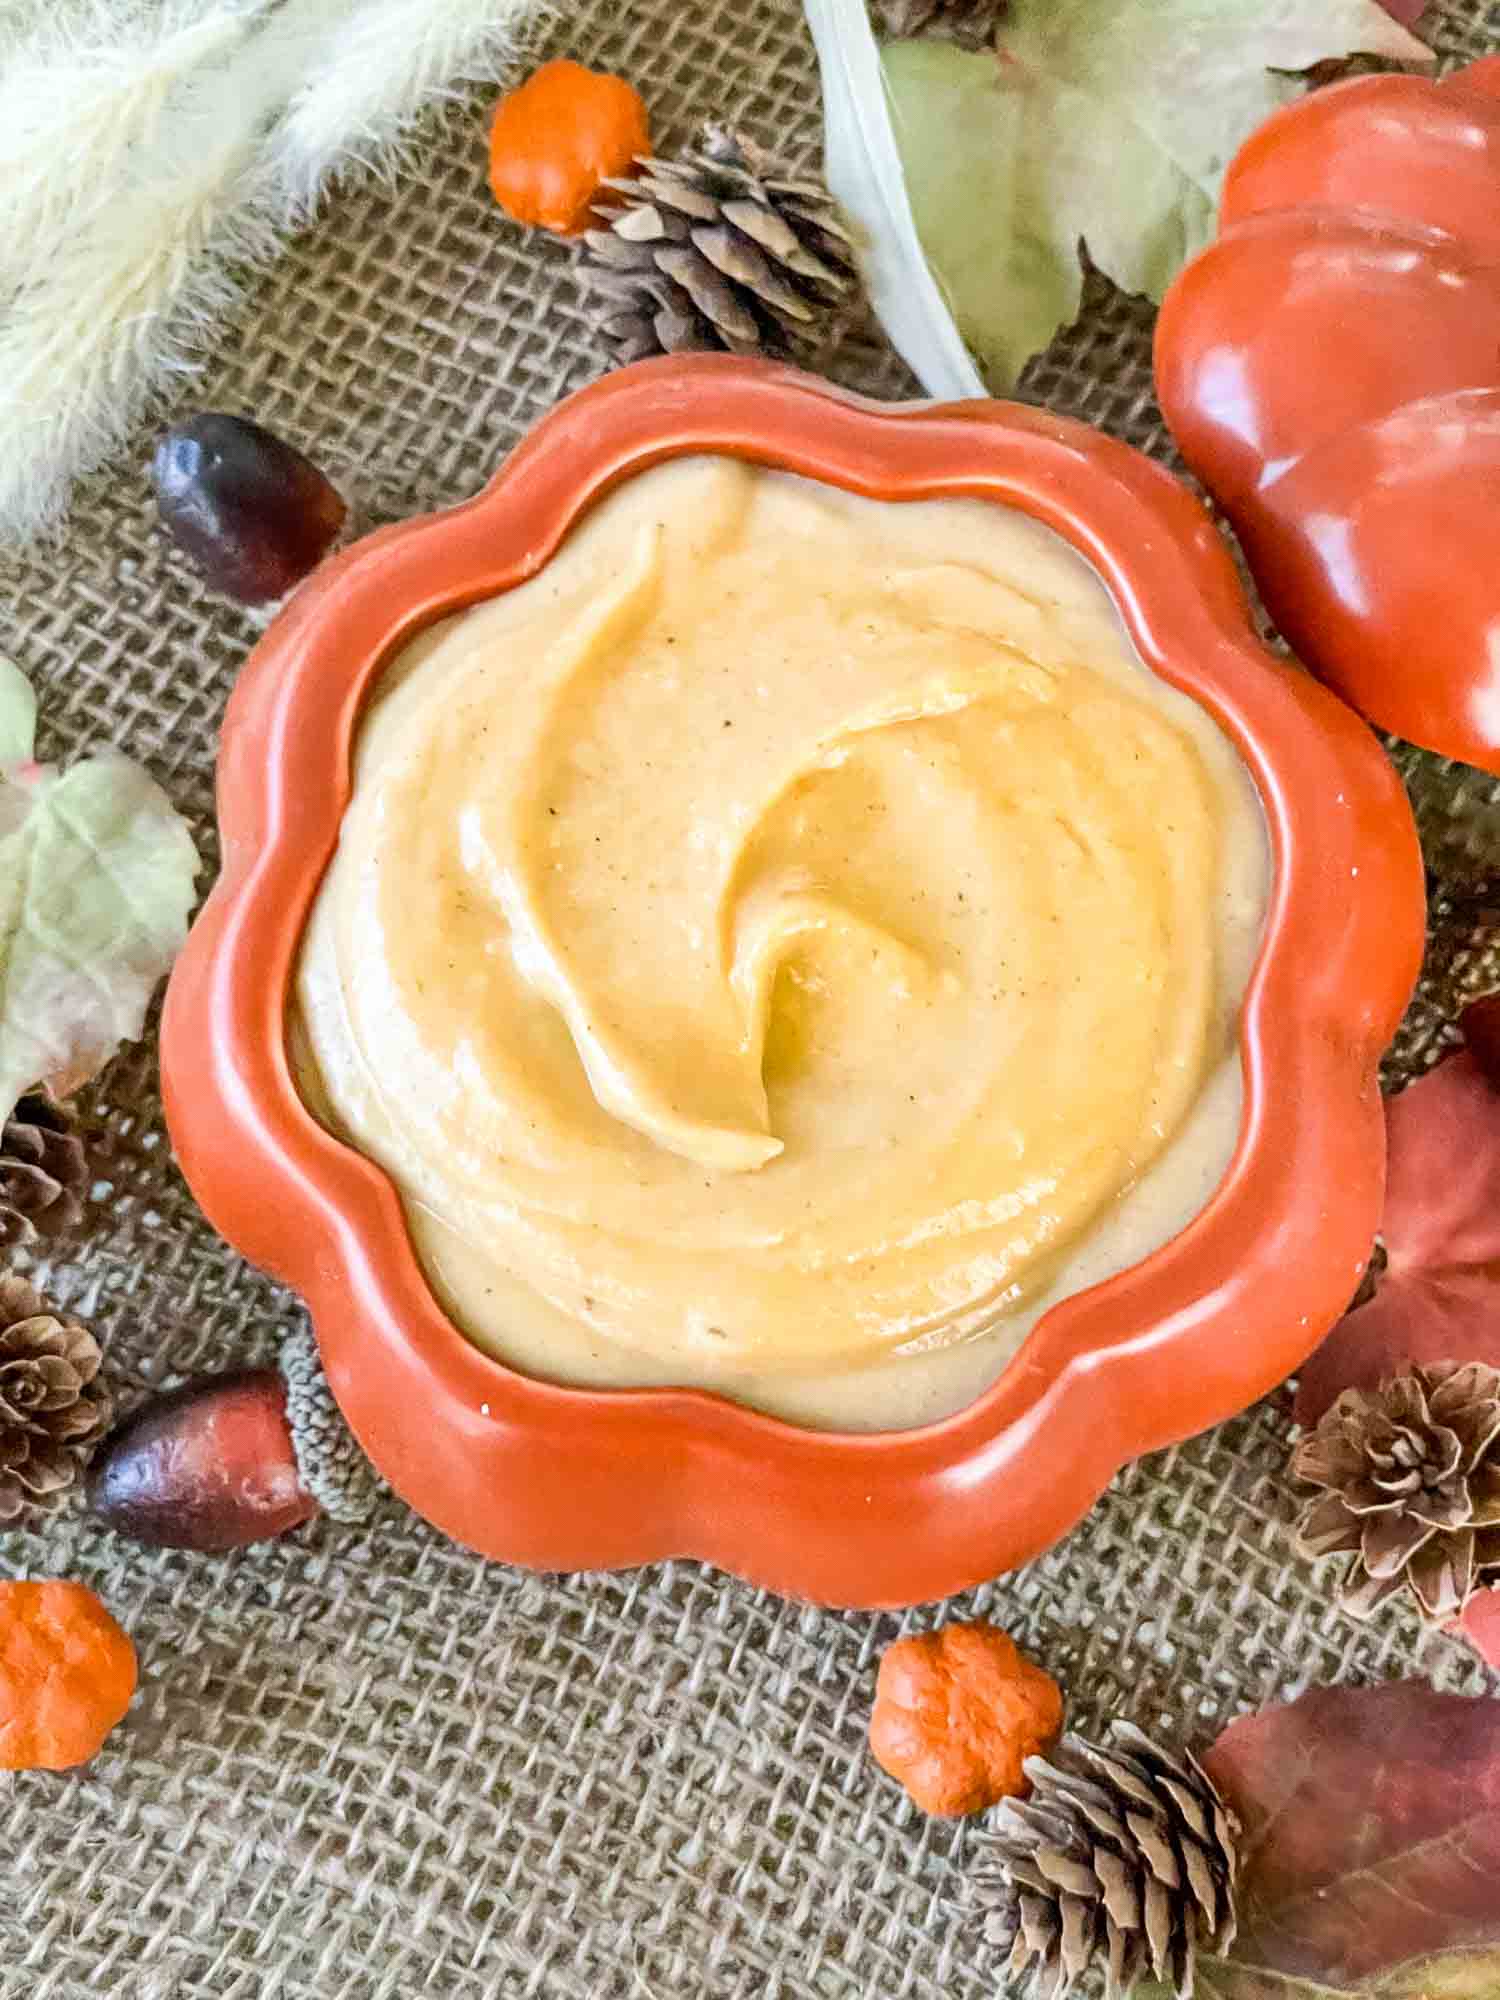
xmin=1155 ymin=60 xmax=1500 ymax=769
xmin=488 ymin=58 xmax=651 ymax=237
xmin=869 ymin=1620 xmax=1062 ymax=1817
xmin=0 ymin=1580 xmax=138 ymax=1771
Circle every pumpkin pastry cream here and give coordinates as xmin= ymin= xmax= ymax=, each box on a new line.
xmin=293 ymin=456 xmax=1267 ymax=1431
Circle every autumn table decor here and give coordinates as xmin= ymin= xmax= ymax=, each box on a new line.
xmin=488 ymin=58 xmax=652 ymax=236
xmin=151 ymin=412 xmax=348 ymax=608
xmin=159 ymin=360 xmax=1421 ymax=1603
xmin=0 ymin=658 xmax=199 ymax=1115
xmin=1294 ymin=1362 xmax=1500 ymax=1623
xmin=87 ymin=1326 xmax=377 ymax=1551
xmin=584 ymin=128 xmax=861 ymax=364
xmin=974 ymin=1724 xmax=1240 ymax=2000
xmin=809 ymin=0 xmax=1430 ymax=399
xmin=1287 ymin=997 xmax=1500 ymax=1659
xmin=0 ymin=1276 xmax=112 ymax=1522
xmin=967 ymin=1682 xmax=1500 ymax=1997
xmin=1155 ymin=56 xmax=1500 ymax=769
xmin=869 ymin=1621 xmax=1063 ymax=1816
xmin=1194 ymin=1682 xmax=1500 ymax=1994
xmin=0 ymin=1094 xmax=87 ymax=1250
xmin=1295 ymin=1004 xmax=1500 ymax=1429
xmin=0 ymin=1580 xmax=137 ymax=1772
xmin=0 ymin=0 xmax=548 ymax=544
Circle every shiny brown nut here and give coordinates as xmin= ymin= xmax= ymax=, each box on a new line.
xmin=151 ymin=412 xmax=347 ymax=605
xmin=86 ymin=1368 xmax=318 ymax=1550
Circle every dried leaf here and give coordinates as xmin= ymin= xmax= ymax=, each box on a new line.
xmin=1198 ymin=1683 xmax=1500 ymax=2000
xmin=1457 ymin=1590 xmax=1500 ymax=1674
xmin=0 ymin=660 xmax=200 ymax=1120
xmin=1295 ymin=1052 xmax=1500 ymax=1429
xmin=875 ymin=0 xmax=1431 ymax=389
xmin=806 ymin=0 xmax=985 ymax=398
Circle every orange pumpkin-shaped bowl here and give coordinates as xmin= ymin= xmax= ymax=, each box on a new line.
xmin=161 ymin=358 xmax=1422 ymax=1607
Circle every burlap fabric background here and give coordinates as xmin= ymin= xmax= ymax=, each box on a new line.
xmin=5 ymin=3 xmax=1500 ymax=1994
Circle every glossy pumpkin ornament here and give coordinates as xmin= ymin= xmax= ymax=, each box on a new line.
xmin=1155 ymin=58 xmax=1500 ymax=771
xmin=488 ymin=59 xmax=651 ymax=237
xmin=869 ymin=1621 xmax=1063 ymax=1816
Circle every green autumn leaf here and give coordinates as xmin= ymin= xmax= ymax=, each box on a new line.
xmin=882 ymin=0 xmax=1431 ymax=386
xmin=0 ymin=665 xmax=200 ymax=1116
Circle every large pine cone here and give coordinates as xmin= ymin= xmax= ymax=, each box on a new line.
xmin=974 ymin=1724 xmax=1239 ymax=2000
xmin=0 ymin=1276 xmax=111 ymax=1521
xmin=875 ymin=0 xmax=1008 ymax=46
xmin=0 ymin=1094 xmax=87 ymax=1249
xmin=1295 ymin=1362 xmax=1500 ymax=1621
xmin=584 ymin=128 xmax=860 ymax=365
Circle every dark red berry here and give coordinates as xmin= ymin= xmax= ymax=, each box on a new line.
xmin=86 ymin=1368 xmax=318 ymax=1550
xmin=151 ymin=412 xmax=347 ymax=605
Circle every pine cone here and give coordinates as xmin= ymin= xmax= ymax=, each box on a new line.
xmin=1294 ymin=1362 xmax=1500 ymax=1621
xmin=0 ymin=1276 xmax=111 ymax=1521
xmin=974 ymin=1723 xmax=1239 ymax=2000
xmin=0 ymin=1095 xmax=87 ymax=1249
xmin=875 ymin=0 xmax=1008 ymax=46
xmin=585 ymin=128 xmax=860 ymax=365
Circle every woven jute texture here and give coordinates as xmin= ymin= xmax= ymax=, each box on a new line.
xmin=4 ymin=4 xmax=1500 ymax=1995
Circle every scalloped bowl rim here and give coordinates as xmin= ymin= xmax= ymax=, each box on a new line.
xmin=161 ymin=358 xmax=1423 ymax=1607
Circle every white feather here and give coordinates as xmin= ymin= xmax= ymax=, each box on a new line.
xmin=804 ymin=0 xmax=984 ymax=400
xmin=0 ymin=0 xmax=553 ymax=542
xmin=0 ymin=0 xmax=352 ymax=543
xmin=0 ymin=0 xmax=266 ymax=298
xmin=269 ymin=0 xmax=548 ymax=219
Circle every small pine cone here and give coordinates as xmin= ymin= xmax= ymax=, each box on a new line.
xmin=0 ymin=1276 xmax=112 ymax=1522
xmin=875 ymin=0 xmax=1008 ymax=47
xmin=1294 ymin=1362 xmax=1500 ymax=1622
xmin=585 ymin=127 xmax=861 ymax=366
xmin=974 ymin=1724 xmax=1239 ymax=2000
xmin=0 ymin=1094 xmax=87 ymax=1249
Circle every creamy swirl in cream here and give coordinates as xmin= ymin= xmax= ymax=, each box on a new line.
xmin=293 ymin=457 xmax=1266 ymax=1430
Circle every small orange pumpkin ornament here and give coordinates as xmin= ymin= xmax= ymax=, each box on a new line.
xmin=869 ymin=1620 xmax=1062 ymax=1817
xmin=0 ymin=1580 xmax=138 ymax=1770
xmin=488 ymin=58 xmax=651 ymax=237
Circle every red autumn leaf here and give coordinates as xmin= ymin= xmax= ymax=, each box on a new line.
xmin=1373 ymin=0 xmax=1426 ymax=22
xmin=1294 ymin=1049 xmax=1500 ymax=1428
xmin=1457 ymin=1588 xmax=1500 ymax=1672
xmin=1199 ymin=1682 xmax=1500 ymax=1999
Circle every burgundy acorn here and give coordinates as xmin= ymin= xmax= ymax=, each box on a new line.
xmin=151 ymin=412 xmax=347 ymax=606
xmin=86 ymin=1368 xmax=318 ymax=1551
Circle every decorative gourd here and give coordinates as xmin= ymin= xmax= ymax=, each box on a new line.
xmin=488 ymin=59 xmax=651 ymax=237
xmin=869 ymin=1621 xmax=1063 ymax=1816
xmin=0 ymin=1580 xmax=137 ymax=1771
xmin=1155 ymin=58 xmax=1500 ymax=770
